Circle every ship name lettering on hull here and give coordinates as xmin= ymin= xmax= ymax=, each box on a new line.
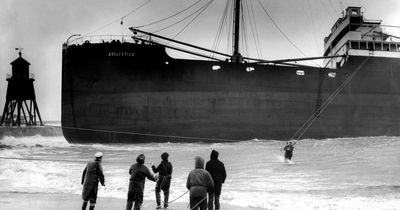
xmin=108 ymin=52 xmax=135 ymax=57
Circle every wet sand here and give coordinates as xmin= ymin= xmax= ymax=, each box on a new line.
xmin=0 ymin=192 xmax=263 ymax=210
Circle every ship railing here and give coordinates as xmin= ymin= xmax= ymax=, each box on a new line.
xmin=66 ymin=35 xmax=135 ymax=46
xmin=349 ymin=40 xmax=400 ymax=52
xmin=324 ymin=39 xmax=400 ymax=68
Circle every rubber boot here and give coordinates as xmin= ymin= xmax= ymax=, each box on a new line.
xmin=155 ymin=189 xmax=161 ymax=207
xmin=82 ymin=201 xmax=88 ymax=210
xmin=164 ymin=191 xmax=169 ymax=208
xmin=89 ymin=203 xmax=95 ymax=210
xmin=126 ymin=201 xmax=133 ymax=210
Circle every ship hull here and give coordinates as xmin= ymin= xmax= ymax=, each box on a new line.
xmin=62 ymin=42 xmax=400 ymax=143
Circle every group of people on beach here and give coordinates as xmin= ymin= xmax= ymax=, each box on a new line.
xmin=80 ymin=149 xmax=227 ymax=210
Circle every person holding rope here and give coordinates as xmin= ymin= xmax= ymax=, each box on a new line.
xmin=81 ymin=152 xmax=105 ymax=210
xmin=206 ymin=150 xmax=226 ymax=210
xmin=281 ymin=141 xmax=296 ymax=161
xmin=152 ymin=152 xmax=173 ymax=209
xmin=126 ymin=154 xmax=157 ymax=210
xmin=186 ymin=156 xmax=214 ymax=210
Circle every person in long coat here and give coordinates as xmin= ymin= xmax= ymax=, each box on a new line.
xmin=186 ymin=156 xmax=214 ymax=210
xmin=126 ymin=154 xmax=156 ymax=210
xmin=152 ymin=152 xmax=173 ymax=209
xmin=81 ymin=152 xmax=105 ymax=210
xmin=206 ymin=150 xmax=227 ymax=210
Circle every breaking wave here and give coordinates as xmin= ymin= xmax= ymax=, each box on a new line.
xmin=0 ymin=125 xmax=63 ymax=139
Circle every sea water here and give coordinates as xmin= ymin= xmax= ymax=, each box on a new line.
xmin=0 ymin=134 xmax=399 ymax=209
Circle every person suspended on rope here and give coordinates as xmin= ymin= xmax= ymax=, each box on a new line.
xmin=126 ymin=154 xmax=157 ymax=210
xmin=206 ymin=150 xmax=226 ymax=210
xmin=186 ymin=156 xmax=214 ymax=210
xmin=81 ymin=152 xmax=105 ymax=210
xmin=151 ymin=152 xmax=173 ymax=209
xmin=281 ymin=141 xmax=296 ymax=161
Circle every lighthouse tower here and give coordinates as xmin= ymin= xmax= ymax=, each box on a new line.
xmin=0 ymin=49 xmax=43 ymax=126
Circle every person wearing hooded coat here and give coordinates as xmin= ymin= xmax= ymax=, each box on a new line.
xmin=186 ymin=156 xmax=214 ymax=210
xmin=152 ymin=152 xmax=173 ymax=209
xmin=81 ymin=152 xmax=105 ymax=210
xmin=126 ymin=154 xmax=157 ymax=210
xmin=206 ymin=150 xmax=227 ymax=210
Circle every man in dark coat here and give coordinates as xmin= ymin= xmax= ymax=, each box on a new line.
xmin=205 ymin=150 xmax=227 ymax=210
xmin=187 ymin=156 xmax=214 ymax=210
xmin=126 ymin=154 xmax=156 ymax=210
xmin=152 ymin=152 xmax=173 ymax=209
xmin=81 ymin=152 xmax=105 ymax=210
xmin=282 ymin=141 xmax=296 ymax=161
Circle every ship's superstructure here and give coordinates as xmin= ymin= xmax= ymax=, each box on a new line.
xmin=62 ymin=3 xmax=400 ymax=143
xmin=324 ymin=7 xmax=400 ymax=68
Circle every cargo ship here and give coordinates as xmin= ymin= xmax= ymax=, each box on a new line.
xmin=62 ymin=2 xmax=400 ymax=143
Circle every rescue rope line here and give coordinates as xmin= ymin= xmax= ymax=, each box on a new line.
xmin=168 ymin=190 xmax=189 ymax=204
xmin=45 ymin=125 xmax=243 ymax=142
xmin=290 ymin=57 xmax=370 ymax=140
xmin=189 ymin=195 xmax=208 ymax=210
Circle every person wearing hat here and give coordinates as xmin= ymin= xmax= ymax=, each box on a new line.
xmin=152 ymin=152 xmax=173 ymax=209
xmin=186 ymin=156 xmax=214 ymax=210
xmin=81 ymin=152 xmax=105 ymax=210
xmin=126 ymin=154 xmax=157 ymax=210
xmin=206 ymin=150 xmax=227 ymax=210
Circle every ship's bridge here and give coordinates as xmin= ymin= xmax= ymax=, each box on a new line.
xmin=323 ymin=7 xmax=400 ymax=69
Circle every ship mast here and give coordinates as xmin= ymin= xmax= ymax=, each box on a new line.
xmin=231 ymin=0 xmax=243 ymax=63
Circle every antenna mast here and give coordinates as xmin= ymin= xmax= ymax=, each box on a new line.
xmin=231 ymin=0 xmax=243 ymax=63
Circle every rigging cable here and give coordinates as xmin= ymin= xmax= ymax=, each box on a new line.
xmin=245 ymin=0 xmax=262 ymax=59
xmin=171 ymin=0 xmax=215 ymax=40
xmin=84 ymin=0 xmax=152 ymax=36
xmin=290 ymin=57 xmax=370 ymax=140
xmin=318 ymin=0 xmax=335 ymax=20
xmin=240 ymin=1 xmax=249 ymax=58
xmin=327 ymin=0 xmax=341 ymax=17
xmin=248 ymin=0 xmax=263 ymax=59
xmin=306 ymin=0 xmax=321 ymax=59
xmin=257 ymin=0 xmax=309 ymax=58
xmin=211 ymin=0 xmax=230 ymax=59
xmin=136 ymin=0 xmax=203 ymax=29
xmin=225 ymin=1 xmax=233 ymax=54
xmin=152 ymin=0 xmax=213 ymax=34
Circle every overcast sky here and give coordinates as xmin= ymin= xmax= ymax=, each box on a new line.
xmin=1 ymin=0 xmax=399 ymax=121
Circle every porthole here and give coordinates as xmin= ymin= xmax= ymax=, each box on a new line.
xmin=212 ymin=65 xmax=221 ymax=70
xmin=296 ymin=70 xmax=305 ymax=76
xmin=328 ymin=72 xmax=336 ymax=78
xmin=246 ymin=67 xmax=255 ymax=72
